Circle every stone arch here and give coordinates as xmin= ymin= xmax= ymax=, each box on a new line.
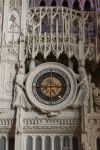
xmin=51 ymin=0 xmax=57 ymax=6
xmin=58 ymin=52 xmax=68 ymax=66
xmin=62 ymin=0 xmax=68 ymax=7
xmin=84 ymin=0 xmax=92 ymax=11
xmin=0 ymin=137 xmax=6 ymax=150
xmin=63 ymin=136 xmax=70 ymax=149
xmin=39 ymin=0 xmax=46 ymax=6
xmin=26 ymin=136 xmax=33 ymax=150
xmin=35 ymin=136 xmax=42 ymax=150
xmin=45 ymin=52 xmax=56 ymax=62
xmin=73 ymin=0 xmax=80 ymax=10
xmin=34 ymin=52 xmax=45 ymax=66
xmin=54 ymin=136 xmax=61 ymax=150
xmin=41 ymin=15 xmax=50 ymax=32
xmin=45 ymin=136 xmax=51 ymax=150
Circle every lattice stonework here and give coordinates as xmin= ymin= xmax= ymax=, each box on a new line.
xmin=26 ymin=7 xmax=100 ymax=62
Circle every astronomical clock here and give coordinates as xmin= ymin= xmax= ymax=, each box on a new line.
xmin=26 ymin=62 xmax=77 ymax=112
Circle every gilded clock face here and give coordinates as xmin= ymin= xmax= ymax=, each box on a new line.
xmin=41 ymin=76 xmax=62 ymax=97
xmin=32 ymin=68 xmax=71 ymax=105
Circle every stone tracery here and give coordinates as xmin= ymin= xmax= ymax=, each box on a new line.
xmin=0 ymin=0 xmax=99 ymax=150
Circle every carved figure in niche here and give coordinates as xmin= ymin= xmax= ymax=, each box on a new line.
xmin=92 ymin=83 xmax=100 ymax=111
xmin=9 ymin=11 xmax=20 ymax=32
xmin=13 ymin=64 xmax=30 ymax=109
xmin=74 ymin=67 xmax=89 ymax=106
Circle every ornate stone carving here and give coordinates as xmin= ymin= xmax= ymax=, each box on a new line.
xmin=23 ymin=118 xmax=80 ymax=126
xmin=8 ymin=10 xmax=20 ymax=32
xmin=13 ymin=64 xmax=31 ymax=110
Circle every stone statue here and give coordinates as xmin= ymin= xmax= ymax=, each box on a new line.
xmin=73 ymin=67 xmax=89 ymax=132
xmin=92 ymin=83 xmax=100 ymax=111
xmin=74 ymin=67 xmax=89 ymax=107
xmin=13 ymin=64 xmax=31 ymax=109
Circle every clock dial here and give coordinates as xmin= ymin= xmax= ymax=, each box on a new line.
xmin=41 ymin=76 xmax=62 ymax=97
xmin=26 ymin=62 xmax=77 ymax=111
xmin=32 ymin=68 xmax=71 ymax=105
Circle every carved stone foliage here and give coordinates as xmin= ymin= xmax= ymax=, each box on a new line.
xmin=23 ymin=117 xmax=80 ymax=133
xmin=0 ymin=116 xmax=15 ymax=133
xmin=23 ymin=118 xmax=80 ymax=126
xmin=8 ymin=9 xmax=20 ymax=32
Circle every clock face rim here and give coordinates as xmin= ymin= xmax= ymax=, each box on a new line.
xmin=25 ymin=62 xmax=77 ymax=112
xmin=32 ymin=68 xmax=71 ymax=105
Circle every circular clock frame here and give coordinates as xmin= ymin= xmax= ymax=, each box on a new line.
xmin=25 ymin=62 xmax=77 ymax=112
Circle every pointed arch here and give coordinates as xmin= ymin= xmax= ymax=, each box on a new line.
xmin=26 ymin=136 xmax=33 ymax=150
xmin=63 ymin=136 xmax=70 ymax=149
xmin=0 ymin=137 xmax=6 ymax=150
xmin=62 ymin=0 xmax=68 ymax=7
xmin=40 ymin=0 xmax=46 ymax=6
xmin=45 ymin=136 xmax=51 ymax=150
xmin=84 ymin=0 xmax=92 ymax=11
xmin=51 ymin=0 xmax=57 ymax=6
xmin=46 ymin=52 xmax=56 ymax=62
xmin=54 ymin=136 xmax=61 ymax=150
xmin=69 ymin=56 xmax=78 ymax=73
xmin=35 ymin=52 xmax=45 ymax=66
xmin=35 ymin=136 xmax=42 ymax=150
xmin=73 ymin=0 xmax=80 ymax=10
xmin=58 ymin=52 xmax=68 ymax=66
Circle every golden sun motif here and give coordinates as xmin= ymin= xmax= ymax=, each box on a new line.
xmin=41 ymin=77 xmax=62 ymax=97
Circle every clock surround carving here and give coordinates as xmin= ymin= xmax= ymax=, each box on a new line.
xmin=26 ymin=62 xmax=77 ymax=112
